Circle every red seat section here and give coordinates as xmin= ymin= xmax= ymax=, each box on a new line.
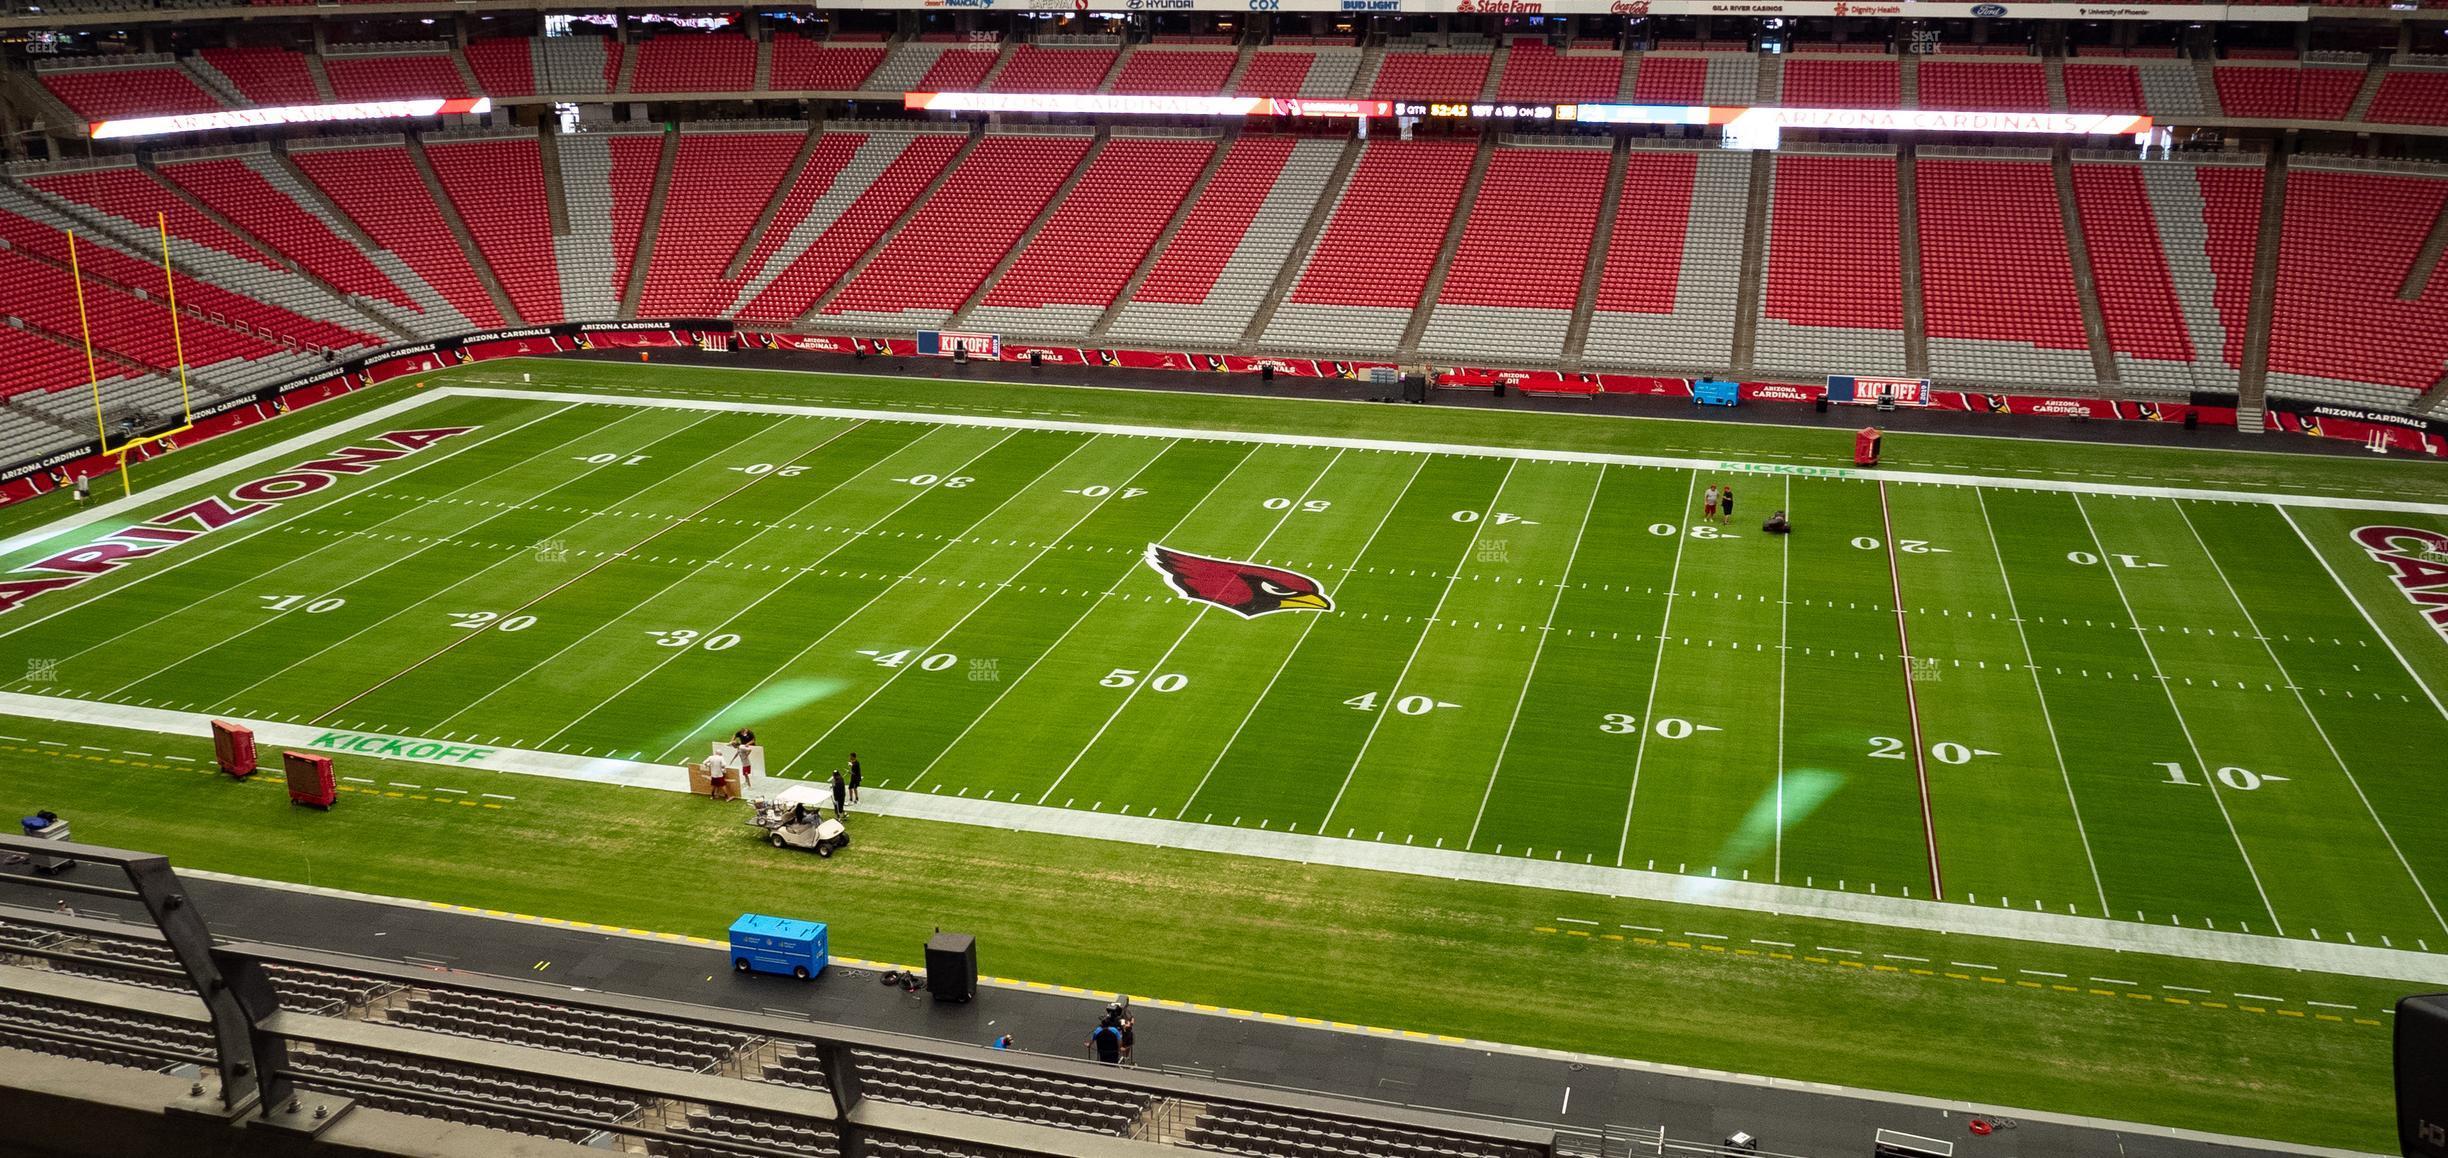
xmin=2063 ymin=63 xmax=2145 ymax=113
xmin=1495 ymin=40 xmax=1620 ymax=102
xmin=1368 ymin=52 xmax=1490 ymax=99
xmin=1596 ymin=152 xmax=1698 ymax=318
xmin=1754 ymin=153 xmax=1907 ymax=376
xmin=25 ymin=167 xmax=274 ymax=273
xmin=156 ymin=157 xmax=410 ymax=308
xmin=2367 ymin=71 xmax=2448 ymax=125
xmin=2268 ymin=167 xmax=2448 ymax=405
xmin=637 ymin=131 xmax=806 ymax=319
xmin=1419 ymin=144 xmax=1607 ymax=361
xmin=631 ymin=33 xmax=757 ymax=93
xmin=464 ymin=38 xmax=536 ymax=97
xmin=771 ymin=39 xmax=886 ymax=91
xmin=733 ymin=133 xmax=965 ymax=322
xmin=606 ymin=136 xmax=665 ymax=311
xmin=823 ymin=135 xmax=1092 ymax=321
xmin=1125 ymin=136 xmax=1298 ymax=307
xmin=1778 ymin=58 xmax=1901 ymax=107
xmin=916 ymin=48 xmax=999 ymax=92
xmin=976 ymin=138 xmax=1213 ymax=312
xmin=1631 ymin=56 xmax=1706 ymax=104
xmin=196 ymin=47 xmax=320 ymax=104
xmin=426 ymin=137 xmax=563 ymax=324
xmin=322 ymin=52 xmax=469 ymax=101
xmin=1917 ymin=61 xmax=2049 ymax=110
xmin=1917 ymin=157 xmax=2093 ymax=386
xmin=292 ymin=145 xmax=505 ymax=330
xmin=989 ymin=46 xmax=1118 ymax=93
xmin=1110 ymin=50 xmax=1238 ymax=95
xmin=1263 ymin=138 xmax=1474 ymax=353
xmin=2213 ymin=65 xmax=2362 ymax=118
xmin=39 ymin=65 xmax=224 ymax=120
xmin=1235 ymin=51 xmax=1314 ymax=95
xmin=2069 ymin=164 xmax=2196 ymax=368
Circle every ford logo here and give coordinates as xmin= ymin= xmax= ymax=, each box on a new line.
xmin=1971 ymin=3 xmax=2007 ymax=14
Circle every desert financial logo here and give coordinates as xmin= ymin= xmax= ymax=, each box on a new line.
xmin=2350 ymin=525 xmax=2448 ymax=643
xmin=0 ymin=427 xmax=476 ymax=617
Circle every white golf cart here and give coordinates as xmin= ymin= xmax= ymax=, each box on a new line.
xmin=747 ymin=785 xmax=850 ymax=857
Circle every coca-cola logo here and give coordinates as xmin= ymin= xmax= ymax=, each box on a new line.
xmin=1610 ymin=0 xmax=1651 ymax=13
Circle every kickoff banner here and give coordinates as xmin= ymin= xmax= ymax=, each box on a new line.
xmin=0 ymin=321 xmax=726 ymax=503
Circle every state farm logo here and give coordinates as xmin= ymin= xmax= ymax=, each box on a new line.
xmin=1458 ymin=0 xmax=1542 ymax=12
xmin=1610 ymin=1 xmax=1651 ymax=13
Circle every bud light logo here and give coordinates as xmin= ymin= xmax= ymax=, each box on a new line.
xmin=1971 ymin=4 xmax=2007 ymax=14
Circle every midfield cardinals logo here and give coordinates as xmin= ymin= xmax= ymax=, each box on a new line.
xmin=1144 ymin=545 xmax=1332 ymax=619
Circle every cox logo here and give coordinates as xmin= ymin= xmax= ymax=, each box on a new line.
xmin=1248 ymin=0 xmax=1280 ymax=8
xmin=1970 ymin=3 xmax=2007 ymax=13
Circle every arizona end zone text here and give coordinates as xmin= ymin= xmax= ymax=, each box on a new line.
xmin=0 ymin=427 xmax=477 ymax=616
xmin=2353 ymin=526 xmax=2448 ymax=643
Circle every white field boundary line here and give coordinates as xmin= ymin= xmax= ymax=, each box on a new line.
xmin=1465 ymin=464 xmax=1603 ymax=851
xmin=9 ymin=383 xmax=2448 ymax=572
xmin=1615 ymin=473 xmax=1700 ymax=868
xmin=2072 ymin=494 xmax=2286 ymax=935
xmin=1877 ymin=481 xmax=1944 ymax=902
xmin=433 ymin=387 xmax=2448 ymax=517
xmin=2170 ymin=500 xmax=2448 ymax=937
xmin=2275 ymin=505 xmax=2448 ymax=724
xmin=1774 ymin=476 xmax=1791 ymax=884
xmin=1973 ymin=485 xmax=2111 ymax=917
xmin=15 ymin=685 xmax=2445 ymax=989
xmin=1031 ymin=445 xmax=1341 ymax=808
xmin=135 ymin=871 xmax=2392 ymax=1158
xmin=465 ymin=353 xmax=2443 ymax=474
xmin=1316 ymin=459 xmax=1522 ymax=837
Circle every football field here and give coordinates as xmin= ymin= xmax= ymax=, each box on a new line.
xmin=7 ymin=380 xmax=2448 ymax=959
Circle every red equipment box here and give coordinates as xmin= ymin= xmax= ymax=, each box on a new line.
xmin=212 ymin=720 xmax=257 ymax=779
xmin=282 ymin=751 xmax=336 ymax=809
xmin=1855 ymin=427 xmax=1884 ymax=467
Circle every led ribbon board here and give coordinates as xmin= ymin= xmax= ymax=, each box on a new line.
xmin=90 ymin=98 xmax=494 ymax=140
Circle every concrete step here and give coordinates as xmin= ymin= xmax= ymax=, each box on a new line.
xmin=2235 ymin=145 xmax=2289 ymax=420
xmin=1729 ymin=148 xmax=1774 ymax=373
xmin=2053 ymin=146 xmax=2122 ymax=393
xmin=617 ymin=127 xmax=679 ymax=319
xmin=406 ymin=133 xmax=522 ymax=326
xmin=1562 ymin=138 xmax=1629 ymax=370
xmin=1896 ymin=146 xmax=1929 ymax=375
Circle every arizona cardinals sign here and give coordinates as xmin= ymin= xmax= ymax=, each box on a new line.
xmin=1144 ymin=545 xmax=1333 ymax=618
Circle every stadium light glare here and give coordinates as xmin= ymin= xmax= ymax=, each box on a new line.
xmin=89 ymin=97 xmax=493 ymax=140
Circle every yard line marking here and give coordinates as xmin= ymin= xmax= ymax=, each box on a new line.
xmin=1615 ymin=473 xmax=1701 ymax=868
xmin=2091 ymin=977 xmax=2136 ymax=986
xmin=1877 ymin=481 xmax=1943 ymax=901
xmin=1318 ymin=460 xmax=1522 ymax=836
xmin=2021 ymin=969 xmax=2067 ymax=978
xmin=2235 ymin=991 xmax=2283 ymax=1002
xmin=3 ymin=401 xmax=596 ymax=668
xmin=1465 ymin=464 xmax=1604 ymax=850
xmin=1554 ymin=917 xmax=1598 ymax=926
xmin=2171 ymin=501 xmax=2448 ymax=936
xmin=2274 ymin=505 xmax=2448 ymax=724
xmin=1774 ymin=476 xmax=1791 ymax=883
xmin=1974 ymin=486 xmax=2109 ymax=917
xmin=2163 ymin=985 xmax=2210 ymax=993
xmin=641 ymin=428 xmax=1036 ymax=765
xmin=237 ymin=412 xmax=750 ymax=720
xmin=2072 ymin=494 xmax=2284 ymax=935
xmin=1034 ymin=446 xmax=1342 ymax=806
xmin=434 ymin=419 xmax=878 ymax=734
xmin=1170 ymin=452 xmax=1429 ymax=822
xmin=781 ymin=434 xmax=1203 ymax=780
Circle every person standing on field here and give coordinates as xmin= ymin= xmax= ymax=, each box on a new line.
xmin=1702 ymin=484 xmax=1720 ymax=525
xmin=846 ymin=753 xmax=862 ymax=804
xmin=73 ymin=473 xmax=90 ymax=508
xmin=1719 ymin=484 xmax=1736 ymax=524
xmin=830 ymin=769 xmax=848 ymax=818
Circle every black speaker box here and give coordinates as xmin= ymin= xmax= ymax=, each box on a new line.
xmin=1401 ymin=374 xmax=1427 ymax=404
xmin=1492 ymin=382 xmax=1506 ymax=398
xmin=2184 ymin=411 xmax=2198 ymax=431
xmin=2399 ymin=994 xmax=2448 ymax=1158
xmin=1261 ymin=364 xmax=1275 ymax=382
xmin=925 ymin=933 xmax=977 ymax=1003
xmin=1030 ymin=351 xmax=1043 ymax=368
xmin=1814 ymin=396 xmax=1829 ymax=414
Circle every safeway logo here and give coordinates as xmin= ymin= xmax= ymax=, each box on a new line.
xmin=0 ymin=427 xmax=477 ymax=617
xmin=2350 ymin=525 xmax=2448 ymax=644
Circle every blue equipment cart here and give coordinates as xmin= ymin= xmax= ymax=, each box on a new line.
xmin=729 ymin=914 xmax=828 ymax=980
xmin=1694 ymin=379 xmax=1740 ymax=407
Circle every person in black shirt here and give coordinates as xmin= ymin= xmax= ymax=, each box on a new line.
xmin=846 ymin=753 xmax=862 ymax=804
xmin=830 ymin=770 xmax=848 ymax=818
xmin=1719 ymin=485 xmax=1736 ymax=523
xmin=1086 ymin=1020 xmax=1123 ymax=1065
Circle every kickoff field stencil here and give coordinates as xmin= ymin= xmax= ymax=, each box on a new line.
xmin=5 ymin=383 xmax=2448 ymax=972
